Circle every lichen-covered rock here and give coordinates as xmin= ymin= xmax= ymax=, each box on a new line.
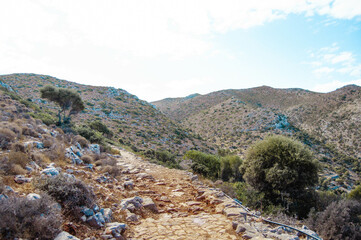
xmin=90 ymin=144 xmax=100 ymax=154
xmin=54 ymin=231 xmax=80 ymax=240
xmin=41 ymin=167 xmax=60 ymax=176
xmin=120 ymin=196 xmax=143 ymax=210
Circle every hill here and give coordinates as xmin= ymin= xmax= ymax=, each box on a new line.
xmin=0 ymin=73 xmax=213 ymax=155
xmin=0 ymin=87 xmax=322 ymax=240
xmin=153 ymin=85 xmax=361 ymax=191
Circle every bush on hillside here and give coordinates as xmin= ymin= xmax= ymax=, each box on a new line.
xmin=348 ymin=185 xmax=361 ymax=201
xmin=81 ymin=155 xmax=94 ymax=164
xmin=184 ymin=150 xmax=220 ymax=179
xmin=89 ymin=120 xmax=113 ymax=138
xmin=241 ymin=135 xmax=319 ymax=217
xmin=74 ymin=135 xmax=89 ymax=148
xmin=0 ymin=128 xmax=16 ymax=150
xmin=75 ymin=125 xmax=105 ymax=144
xmin=242 ymin=135 xmax=319 ymax=195
xmin=0 ymin=152 xmax=28 ymax=176
xmin=307 ymin=200 xmax=361 ymax=240
xmin=36 ymin=174 xmax=96 ymax=214
xmin=144 ymin=149 xmax=179 ymax=168
xmin=0 ymin=195 xmax=62 ymax=240
xmin=220 ymin=155 xmax=242 ymax=182
xmin=29 ymin=112 xmax=56 ymax=126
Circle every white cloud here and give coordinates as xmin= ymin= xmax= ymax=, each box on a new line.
xmin=313 ymin=67 xmax=334 ymax=74
xmin=312 ymin=79 xmax=361 ymax=92
xmin=309 ymin=44 xmax=361 ymax=78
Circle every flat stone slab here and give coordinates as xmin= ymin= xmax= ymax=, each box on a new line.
xmin=223 ymin=207 xmax=248 ymax=217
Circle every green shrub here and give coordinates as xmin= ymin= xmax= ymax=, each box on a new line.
xmin=89 ymin=121 xmax=113 ymax=137
xmin=0 ymin=195 xmax=62 ymax=240
xmin=242 ymin=135 xmax=319 ymax=217
xmin=75 ymin=125 xmax=105 ymax=144
xmin=348 ymin=185 xmax=361 ymax=201
xmin=184 ymin=150 xmax=220 ymax=179
xmin=36 ymin=174 xmax=96 ymax=214
xmin=29 ymin=112 xmax=56 ymax=126
xmin=220 ymin=155 xmax=242 ymax=182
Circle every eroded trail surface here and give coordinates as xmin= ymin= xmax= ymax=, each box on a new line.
xmin=117 ymin=150 xmax=238 ymax=240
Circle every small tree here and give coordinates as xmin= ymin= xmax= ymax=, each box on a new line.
xmin=40 ymin=86 xmax=84 ymax=126
xmin=242 ymin=135 xmax=319 ymax=216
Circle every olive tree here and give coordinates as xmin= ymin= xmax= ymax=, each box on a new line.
xmin=242 ymin=135 xmax=319 ymax=216
xmin=40 ymin=86 xmax=84 ymax=126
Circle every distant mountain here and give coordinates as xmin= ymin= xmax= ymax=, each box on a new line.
xmin=0 ymin=73 xmax=213 ymax=154
xmin=153 ymin=85 xmax=361 ymax=191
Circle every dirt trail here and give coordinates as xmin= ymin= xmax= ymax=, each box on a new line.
xmin=117 ymin=149 xmax=240 ymax=240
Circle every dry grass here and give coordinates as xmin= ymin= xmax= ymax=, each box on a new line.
xmin=0 ymin=194 xmax=62 ymax=240
xmin=9 ymin=151 xmax=29 ymax=168
xmin=0 ymin=128 xmax=16 ymax=149
xmin=74 ymin=135 xmax=89 ymax=148
xmin=36 ymin=174 xmax=96 ymax=215
xmin=81 ymin=155 xmax=94 ymax=164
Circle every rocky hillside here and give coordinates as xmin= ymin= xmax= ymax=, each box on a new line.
xmin=0 ymin=90 xmax=322 ymax=239
xmin=0 ymin=73 xmax=213 ymax=155
xmin=153 ymin=86 xmax=361 ymax=191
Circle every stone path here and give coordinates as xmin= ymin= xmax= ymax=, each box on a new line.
xmin=117 ymin=150 xmax=242 ymax=240
xmin=132 ymin=213 xmax=237 ymax=240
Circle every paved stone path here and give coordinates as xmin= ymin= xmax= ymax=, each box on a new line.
xmin=132 ymin=213 xmax=237 ymax=240
xmin=117 ymin=150 xmax=243 ymax=240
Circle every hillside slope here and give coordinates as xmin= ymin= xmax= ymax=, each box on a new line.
xmin=153 ymin=85 xmax=361 ymax=190
xmin=0 ymin=73 xmax=213 ymax=154
xmin=0 ymin=90 xmax=320 ymax=239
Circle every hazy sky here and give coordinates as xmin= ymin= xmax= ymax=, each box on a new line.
xmin=1 ymin=0 xmax=361 ymax=101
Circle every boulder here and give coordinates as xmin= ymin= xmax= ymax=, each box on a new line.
xmin=103 ymin=208 xmax=113 ymax=222
xmin=87 ymin=213 xmax=105 ymax=228
xmin=90 ymin=144 xmax=100 ymax=154
xmin=35 ymin=141 xmax=44 ymax=149
xmin=136 ymin=172 xmax=153 ymax=180
xmin=142 ymin=197 xmax=158 ymax=213
xmin=104 ymin=222 xmax=126 ymax=235
xmin=120 ymin=196 xmax=143 ymax=210
xmin=125 ymin=210 xmax=139 ymax=222
xmin=54 ymin=231 xmax=80 ymax=240
xmin=124 ymin=180 xmax=134 ymax=190
xmin=41 ymin=167 xmax=59 ymax=176
xmin=14 ymin=175 xmax=32 ymax=184
xmin=223 ymin=207 xmax=247 ymax=217
xmin=236 ymin=225 xmax=247 ymax=234
xmin=82 ymin=208 xmax=95 ymax=217
xmin=26 ymin=193 xmax=41 ymax=200
xmin=65 ymin=148 xmax=83 ymax=165
xmin=0 ymin=194 xmax=8 ymax=200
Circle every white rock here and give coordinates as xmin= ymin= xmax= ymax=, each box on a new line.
xmin=54 ymin=231 xmax=80 ymax=240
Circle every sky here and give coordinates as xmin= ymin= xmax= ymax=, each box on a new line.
xmin=0 ymin=0 xmax=361 ymax=101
